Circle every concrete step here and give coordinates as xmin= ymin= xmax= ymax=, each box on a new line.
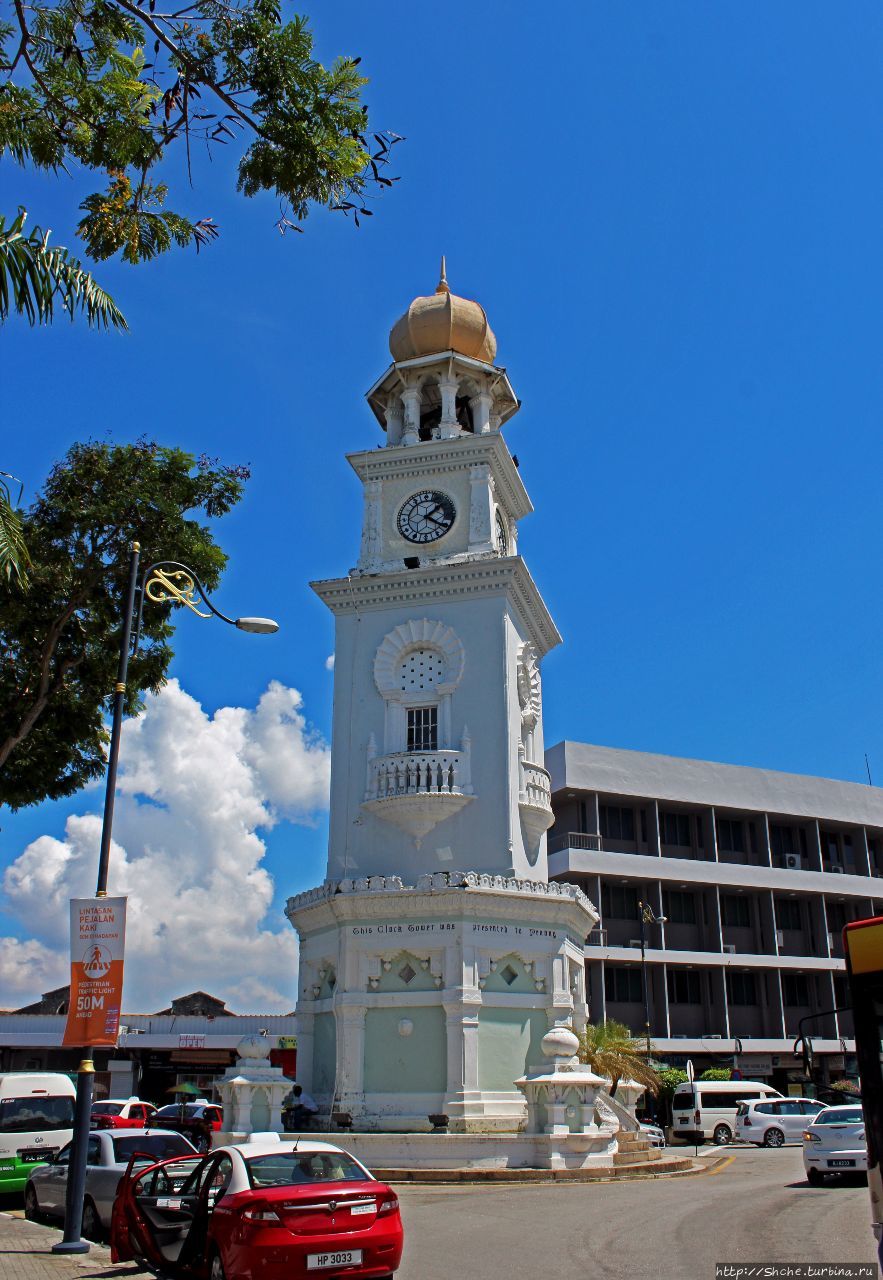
xmin=612 ymin=1146 xmax=662 ymax=1165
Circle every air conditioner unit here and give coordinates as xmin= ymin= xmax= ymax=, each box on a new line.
xmin=830 ymin=865 xmax=844 ymax=875
xmin=628 ymin=939 xmax=643 ymax=949
xmin=785 ymin=854 xmax=803 ymax=870
xmin=723 ymin=944 xmax=736 ymax=954
xmin=775 ymin=930 xmax=784 ymax=947
xmin=706 ymin=1034 xmax=722 ymax=1039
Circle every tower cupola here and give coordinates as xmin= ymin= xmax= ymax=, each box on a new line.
xmin=389 ymin=258 xmax=497 ymax=364
xmin=367 ymin=259 xmax=518 ymax=444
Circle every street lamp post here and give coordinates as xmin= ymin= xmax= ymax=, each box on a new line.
xmin=637 ymin=899 xmax=667 ymax=1058
xmin=53 ymin=544 xmax=278 ymax=1254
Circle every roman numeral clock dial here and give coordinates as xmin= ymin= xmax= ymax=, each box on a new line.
xmin=396 ymin=490 xmax=456 ymax=544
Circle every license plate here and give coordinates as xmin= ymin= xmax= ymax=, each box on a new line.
xmin=307 ymin=1250 xmax=363 ymax=1270
xmin=19 ymin=1150 xmax=53 ymax=1163
xmin=829 ymin=1158 xmax=856 ymax=1168
xmin=350 ymin=1203 xmax=374 ymax=1216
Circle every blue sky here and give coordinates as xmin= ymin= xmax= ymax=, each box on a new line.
xmin=3 ymin=3 xmax=883 ymax=1008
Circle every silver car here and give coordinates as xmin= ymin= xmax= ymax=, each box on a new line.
xmin=735 ymin=1097 xmax=825 ymax=1147
xmin=25 ymin=1127 xmax=198 ymax=1239
xmin=639 ymin=1121 xmax=666 ymax=1148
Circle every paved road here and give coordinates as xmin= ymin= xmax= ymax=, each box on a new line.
xmin=395 ymin=1146 xmax=877 ymax=1280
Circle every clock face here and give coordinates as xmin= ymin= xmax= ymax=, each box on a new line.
xmin=495 ymin=510 xmax=509 ymax=555
xmin=397 ymin=490 xmax=456 ymax=544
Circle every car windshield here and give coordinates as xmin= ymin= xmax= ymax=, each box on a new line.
xmin=813 ymin=1108 xmax=864 ymax=1124
xmin=112 ymin=1133 xmax=195 ymax=1161
xmin=156 ymin=1104 xmax=199 ymax=1118
xmin=92 ymin=1103 xmax=124 ymax=1116
xmin=246 ymin=1151 xmax=372 ymax=1187
xmin=0 ymin=1095 xmax=75 ymax=1133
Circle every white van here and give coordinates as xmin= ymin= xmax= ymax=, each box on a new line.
xmin=0 ymin=1072 xmax=76 ymax=1193
xmin=671 ymin=1079 xmax=781 ymax=1145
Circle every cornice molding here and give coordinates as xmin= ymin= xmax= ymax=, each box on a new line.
xmin=285 ymin=870 xmax=597 ymax=939
xmin=347 ymin=434 xmax=532 ymax=522
xmin=310 ymin=559 xmax=561 ymax=657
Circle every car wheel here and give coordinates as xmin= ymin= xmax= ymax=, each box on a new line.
xmin=807 ymin=1168 xmax=824 ymax=1186
xmin=210 ymin=1251 xmax=226 ymax=1280
xmin=23 ymin=1184 xmax=41 ymax=1222
xmin=763 ymin=1127 xmax=785 ymax=1148
xmin=712 ymin=1124 xmax=732 ymax=1146
xmin=81 ymin=1198 xmax=103 ymax=1242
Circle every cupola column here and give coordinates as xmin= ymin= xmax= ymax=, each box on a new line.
xmin=400 ymin=386 xmax=421 ymax=447
xmin=470 ymin=391 xmax=494 ymax=434
xmin=438 ymin=374 xmax=460 ymax=440
xmin=384 ymin=396 xmax=404 ymax=447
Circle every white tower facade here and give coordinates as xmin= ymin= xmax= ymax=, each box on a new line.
xmin=287 ymin=265 xmax=596 ymax=1131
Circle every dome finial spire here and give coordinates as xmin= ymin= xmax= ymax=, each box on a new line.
xmin=436 ymin=254 xmax=450 ymax=295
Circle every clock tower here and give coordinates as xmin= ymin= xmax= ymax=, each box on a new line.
xmin=287 ymin=263 xmax=596 ymax=1132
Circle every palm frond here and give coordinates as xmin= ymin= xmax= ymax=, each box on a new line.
xmin=578 ymin=1020 xmax=661 ymax=1096
xmin=0 ymin=209 xmax=128 ymax=330
xmin=0 ymin=473 xmax=29 ymax=588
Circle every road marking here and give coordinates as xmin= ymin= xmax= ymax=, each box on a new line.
xmin=705 ymin=1156 xmax=736 ymax=1176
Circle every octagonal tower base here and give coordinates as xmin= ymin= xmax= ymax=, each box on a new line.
xmin=285 ymin=872 xmax=597 ymax=1134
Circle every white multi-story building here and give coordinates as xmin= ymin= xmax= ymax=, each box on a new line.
xmin=546 ymin=741 xmax=881 ymax=1087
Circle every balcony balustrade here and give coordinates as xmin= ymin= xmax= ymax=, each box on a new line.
xmin=518 ymin=758 xmax=554 ymax=849
xmin=362 ymin=747 xmax=474 ymax=846
xmin=367 ymin=750 xmax=468 ymax=799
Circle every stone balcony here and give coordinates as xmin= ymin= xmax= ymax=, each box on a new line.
xmin=519 ymin=758 xmax=554 ymax=849
xmin=363 ymin=749 xmax=474 ymax=846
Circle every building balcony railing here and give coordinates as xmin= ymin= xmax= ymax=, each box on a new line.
xmin=548 ymin=831 xmax=602 ymax=853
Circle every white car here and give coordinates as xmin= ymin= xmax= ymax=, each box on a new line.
xmin=25 ymin=1127 xmax=199 ymax=1238
xmin=802 ymin=1104 xmax=867 ymax=1184
xmin=735 ymin=1097 xmax=825 ymax=1147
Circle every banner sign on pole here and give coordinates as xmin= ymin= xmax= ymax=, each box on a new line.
xmin=62 ymin=897 xmax=127 ymax=1047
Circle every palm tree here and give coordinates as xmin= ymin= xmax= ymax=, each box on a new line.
xmin=0 ymin=209 xmax=127 ymax=330
xmin=578 ymin=1019 xmax=660 ymax=1098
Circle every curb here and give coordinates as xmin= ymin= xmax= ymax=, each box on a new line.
xmin=376 ymin=1156 xmax=699 ymax=1185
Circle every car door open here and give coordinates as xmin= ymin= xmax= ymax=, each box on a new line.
xmin=111 ymin=1153 xmax=205 ymax=1272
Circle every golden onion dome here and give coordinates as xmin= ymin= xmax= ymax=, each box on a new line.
xmin=389 ymin=259 xmax=497 ymax=365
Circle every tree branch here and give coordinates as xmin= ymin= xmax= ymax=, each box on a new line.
xmin=110 ymin=0 xmax=263 ymax=134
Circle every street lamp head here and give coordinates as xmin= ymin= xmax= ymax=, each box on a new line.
xmin=235 ymin=617 xmax=280 ymax=635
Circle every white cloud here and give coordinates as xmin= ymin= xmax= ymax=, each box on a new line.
xmin=325 ymin=654 xmax=335 ymax=671
xmin=0 ymin=938 xmax=67 ymax=1006
xmin=1 ymin=680 xmax=330 ymax=1013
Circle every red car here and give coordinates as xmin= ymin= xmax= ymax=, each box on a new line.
xmin=111 ymin=1136 xmax=403 ymax=1279
xmin=152 ymin=1103 xmax=224 ymax=1152
xmin=91 ymin=1099 xmax=159 ymax=1130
